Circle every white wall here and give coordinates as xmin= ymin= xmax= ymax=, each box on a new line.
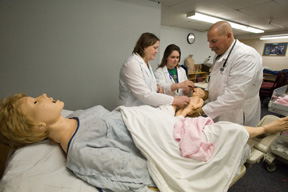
xmin=159 ymin=26 xmax=213 ymax=66
xmin=0 ymin=0 xmax=161 ymax=110
xmin=6 ymin=0 xmax=276 ymax=112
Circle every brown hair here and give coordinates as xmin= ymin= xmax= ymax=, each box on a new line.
xmin=158 ymin=44 xmax=181 ymax=68
xmin=133 ymin=32 xmax=160 ymax=57
xmin=0 ymin=93 xmax=48 ymax=149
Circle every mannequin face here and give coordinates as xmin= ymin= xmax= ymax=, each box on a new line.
xmin=19 ymin=94 xmax=64 ymax=126
xmin=143 ymin=41 xmax=159 ymax=63
xmin=166 ymin=50 xmax=180 ymax=69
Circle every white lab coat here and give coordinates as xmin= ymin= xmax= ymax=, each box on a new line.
xmin=118 ymin=53 xmax=174 ymax=107
xmin=154 ymin=66 xmax=188 ymax=96
xmin=202 ymin=40 xmax=263 ymax=126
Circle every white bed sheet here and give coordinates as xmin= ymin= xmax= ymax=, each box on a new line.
xmin=0 ymin=109 xmax=99 ymax=192
xmin=119 ymin=105 xmax=250 ymax=192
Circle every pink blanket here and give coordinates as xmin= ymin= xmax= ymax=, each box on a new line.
xmin=274 ymin=95 xmax=288 ymax=106
xmin=174 ymin=117 xmax=215 ymax=161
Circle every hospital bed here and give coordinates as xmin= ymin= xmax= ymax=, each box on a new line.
xmin=231 ymin=115 xmax=282 ymax=185
xmin=263 ymin=85 xmax=288 ymax=171
xmin=0 ymin=110 xmax=280 ymax=192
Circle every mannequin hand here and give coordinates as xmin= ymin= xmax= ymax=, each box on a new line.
xmin=176 ymin=96 xmax=203 ymax=117
xmin=189 ymin=95 xmax=204 ymax=109
xmin=262 ymin=116 xmax=288 ymax=134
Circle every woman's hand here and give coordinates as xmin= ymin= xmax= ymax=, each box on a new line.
xmin=172 ymin=96 xmax=190 ymax=106
xmin=178 ymin=80 xmax=194 ymax=90
xmin=157 ymin=85 xmax=164 ymax=93
xmin=183 ymin=88 xmax=190 ymax=95
xmin=170 ymin=80 xmax=194 ymax=93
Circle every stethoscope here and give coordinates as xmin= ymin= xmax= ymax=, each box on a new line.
xmin=219 ymin=39 xmax=237 ymax=72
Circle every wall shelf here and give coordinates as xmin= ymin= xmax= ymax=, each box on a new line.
xmin=188 ymin=72 xmax=207 ymax=82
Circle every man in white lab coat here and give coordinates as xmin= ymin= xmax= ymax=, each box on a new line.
xmin=199 ymin=21 xmax=263 ymax=126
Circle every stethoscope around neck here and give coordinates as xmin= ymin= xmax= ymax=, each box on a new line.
xmin=219 ymin=39 xmax=237 ymax=72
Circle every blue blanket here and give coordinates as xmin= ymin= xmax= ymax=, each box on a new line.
xmin=66 ymin=106 xmax=155 ymax=192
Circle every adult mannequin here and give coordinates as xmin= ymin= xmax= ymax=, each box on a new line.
xmin=1 ymin=93 xmax=287 ymax=192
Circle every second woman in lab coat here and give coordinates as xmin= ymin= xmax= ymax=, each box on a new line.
xmin=155 ymin=44 xmax=194 ymax=96
xmin=118 ymin=33 xmax=190 ymax=107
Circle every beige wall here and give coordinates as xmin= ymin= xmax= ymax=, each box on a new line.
xmin=240 ymin=38 xmax=288 ymax=71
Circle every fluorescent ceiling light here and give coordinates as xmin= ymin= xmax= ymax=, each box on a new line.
xmin=187 ymin=12 xmax=264 ymax=34
xmin=260 ymin=35 xmax=288 ymax=40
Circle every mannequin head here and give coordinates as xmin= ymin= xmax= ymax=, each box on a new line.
xmin=0 ymin=93 xmax=49 ymax=149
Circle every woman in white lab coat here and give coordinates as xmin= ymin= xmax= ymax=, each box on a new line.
xmin=155 ymin=44 xmax=194 ymax=96
xmin=118 ymin=33 xmax=190 ymax=107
